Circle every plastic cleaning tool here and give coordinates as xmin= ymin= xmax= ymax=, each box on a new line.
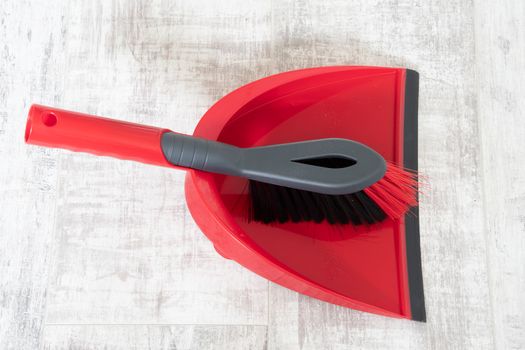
xmin=26 ymin=105 xmax=416 ymax=225
xmin=26 ymin=66 xmax=425 ymax=321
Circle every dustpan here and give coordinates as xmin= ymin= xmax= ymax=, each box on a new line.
xmin=26 ymin=66 xmax=425 ymax=321
xmin=185 ymin=66 xmax=425 ymax=321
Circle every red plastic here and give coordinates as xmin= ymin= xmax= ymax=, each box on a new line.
xmin=26 ymin=66 xmax=415 ymax=319
xmin=25 ymin=105 xmax=172 ymax=168
xmin=365 ymin=163 xmax=418 ymax=220
xmin=185 ymin=66 xmax=414 ymax=319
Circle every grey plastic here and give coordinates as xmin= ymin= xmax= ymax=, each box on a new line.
xmin=161 ymin=132 xmax=386 ymax=195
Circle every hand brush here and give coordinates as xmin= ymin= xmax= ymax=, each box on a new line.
xmin=25 ymin=105 xmax=418 ymax=225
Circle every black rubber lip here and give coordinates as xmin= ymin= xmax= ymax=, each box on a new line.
xmin=403 ymin=69 xmax=426 ymax=322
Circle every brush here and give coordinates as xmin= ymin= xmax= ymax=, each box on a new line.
xmin=25 ymin=105 xmax=418 ymax=225
xmin=249 ymin=162 xmax=417 ymax=225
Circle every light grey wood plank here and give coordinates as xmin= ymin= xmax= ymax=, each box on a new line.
xmin=474 ymin=1 xmax=525 ymax=349
xmin=42 ymin=325 xmax=267 ymax=350
xmin=44 ymin=0 xmax=269 ymax=325
xmin=267 ymin=0 xmax=495 ymax=349
xmin=0 ymin=1 xmax=68 ymax=349
xmin=46 ymin=155 xmax=267 ymax=324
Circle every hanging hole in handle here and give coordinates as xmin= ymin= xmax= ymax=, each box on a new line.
xmin=41 ymin=112 xmax=57 ymax=127
xmin=292 ymin=155 xmax=357 ymax=169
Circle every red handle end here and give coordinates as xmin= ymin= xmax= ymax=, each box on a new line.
xmin=25 ymin=104 xmax=173 ymax=167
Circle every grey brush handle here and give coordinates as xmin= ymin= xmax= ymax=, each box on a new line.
xmin=161 ymin=132 xmax=242 ymax=175
xmin=160 ymin=132 xmax=386 ymax=195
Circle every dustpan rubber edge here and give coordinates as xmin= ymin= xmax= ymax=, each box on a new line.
xmin=404 ymin=69 xmax=426 ymax=322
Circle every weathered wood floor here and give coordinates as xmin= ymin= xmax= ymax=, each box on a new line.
xmin=0 ymin=1 xmax=523 ymax=349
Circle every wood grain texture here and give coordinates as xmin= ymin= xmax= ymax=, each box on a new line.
xmin=0 ymin=0 xmax=524 ymax=349
xmin=46 ymin=156 xmax=267 ymax=325
xmin=42 ymin=325 xmax=267 ymax=350
xmin=0 ymin=1 xmax=66 ymax=349
xmin=474 ymin=1 xmax=525 ymax=349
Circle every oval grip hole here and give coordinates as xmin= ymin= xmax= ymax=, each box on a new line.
xmin=292 ymin=156 xmax=356 ymax=169
xmin=42 ymin=112 xmax=57 ymax=127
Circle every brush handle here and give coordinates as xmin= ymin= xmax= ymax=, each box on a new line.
xmin=160 ymin=132 xmax=240 ymax=174
xmin=25 ymin=105 xmax=175 ymax=168
xmin=25 ymin=104 xmax=387 ymax=195
xmin=25 ymin=104 xmax=242 ymax=174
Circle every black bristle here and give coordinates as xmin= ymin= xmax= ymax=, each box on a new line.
xmin=353 ymin=192 xmax=376 ymax=224
xmin=338 ymin=195 xmax=362 ymax=225
xmin=325 ymin=195 xmax=349 ymax=224
xmin=273 ymin=186 xmax=295 ymax=223
xmin=282 ymin=187 xmax=302 ymax=222
xmin=342 ymin=194 xmax=364 ymax=225
xmin=256 ymin=182 xmax=276 ymax=223
xmin=355 ymin=191 xmax=387 ymax=222
xmin=268 ymin=183 xmax=287 ymax=223
xmin=298 ymin=189 xmax=324 ymax=222
xmin=289 ymin=188 xmax=311 ymax=221
xmin=249 ymin=180 xmax=263 ymax=222
xmin=248 ymin=180 xmax=388 ymax=225
xmin=317 ymin=194 xmax=338 ymax=224
xmin=332 ymin=195 xmax=351 ymax=224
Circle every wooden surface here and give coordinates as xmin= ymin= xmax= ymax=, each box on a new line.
xmin=0 ymin=0 xmax=523 ymax=349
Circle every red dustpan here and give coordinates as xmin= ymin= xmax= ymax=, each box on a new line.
xmin=185 ymin=66 xmax=424 ymax=321
xmin=27 ymin=66 xmax=425 ymax=321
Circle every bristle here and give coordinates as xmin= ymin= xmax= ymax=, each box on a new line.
xmin=340 ymin=195 xmax=363 ymax=225
xmin=248 ymin=162 xmax=419 ymax=225
xmin=249 ymin=180 xmax=263 ymax=222
xmin=297 ymin=189 xmax=323 ymax=222
xmin=363 ymin=162 xmax=418 ymax=220
xmin=282 ymin=187 xmax=302 ymax=222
